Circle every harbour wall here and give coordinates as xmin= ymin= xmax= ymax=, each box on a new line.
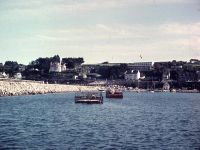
xmin=0 ymin=80 xmax=98 ymax=97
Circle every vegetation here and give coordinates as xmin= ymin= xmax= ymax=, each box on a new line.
xmin=0 ymin=63 xmax=4 ymax=72
xmin=27 ymin=55 xmax=61 ymax=73
xmin=62 ymin=57 xmax=84 ymax=68
xmin=0 ymin=56 xmax=199 ymax=90
xmin=4 ymin=61 xmax=19 ymax=76
xmin=94 ymin=64 xmax=128 ymax=79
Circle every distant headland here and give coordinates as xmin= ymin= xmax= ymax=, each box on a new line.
xmin=0 ymin=55 xmax=199 ymax=96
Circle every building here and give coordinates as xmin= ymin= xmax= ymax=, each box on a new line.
xmin=127 ymin=62 xmax=154 ymax=71
xmin=49 ymin=62 xmax=61 ymax=72
xmin=61 ymin=64 xmax=67 ymax=72
xmin=190 ymin=59 xmax=200 ymax=64
xmin=83 ymin=62 xmax=154 ymax=74
xmin=0 ymin=72 xmax=8 ymax=78
xmin=49 ymin=62 xmax=66 ymax=73
xmin=14 ymin=73 xmax=22 ymax=79
xmin=94 ymin=62 xmax=154 ymax=71
xmin=163 ymin=82 xmax=170 ymax=91
xmin=124 ymin=70 xmax=140 ymax=81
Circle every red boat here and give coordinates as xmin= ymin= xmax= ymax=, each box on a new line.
xmin=106 ymin=88 xmax=123 ymax=98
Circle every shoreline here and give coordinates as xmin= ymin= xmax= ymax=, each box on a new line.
xmin=0 ymin=80 xmax=99 ymax=97
xmin=0 ymin=80 xmax=199 ymax=97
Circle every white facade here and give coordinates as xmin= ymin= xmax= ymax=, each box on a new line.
xmin=0 ymin=72 xmax=8 ymax=78
xmin=163 ymin=82 xmax=170 ymax=90
xmin=125 ymin=70 xmax=140 ymax=81
xmin=49 ymin=62 xmax=66 ymax=72
xmin=61 ymin=64 xmax=66 ymax=72
xmin=14 ymin=73 xmax=22 ymax=79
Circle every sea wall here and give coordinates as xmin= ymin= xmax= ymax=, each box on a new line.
xmin=0 ymin=80 xmax=98 ymax=97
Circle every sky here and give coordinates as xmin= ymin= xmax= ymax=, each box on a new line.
xmin=0 ymin=0 xmax=199 ymax=65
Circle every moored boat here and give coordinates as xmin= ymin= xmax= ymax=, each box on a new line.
xmin=75 ymin=92 xmax=103 ymax=104
xmin=106 ymin=88 xmax=123 ymax=98
xmin=98 ymin=87 xmax=106 ymax=92
xmin=170 ymin=89 xmax=176 ymax=92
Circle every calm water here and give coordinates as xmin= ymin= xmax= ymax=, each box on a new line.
xmin=0 ymin=92 xmax=200 ymax=150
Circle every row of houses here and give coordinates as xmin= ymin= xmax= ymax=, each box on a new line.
xmin=47 ymin=61 xmax=152 ymax=81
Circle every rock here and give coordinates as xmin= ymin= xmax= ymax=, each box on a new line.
xmin=0 ymin=80 xmax=99 ymax=97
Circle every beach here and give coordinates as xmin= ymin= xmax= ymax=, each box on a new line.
xmin=0 ymin=80 xmax=98 ymax=97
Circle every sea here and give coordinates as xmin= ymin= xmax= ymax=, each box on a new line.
xmin=0 ymin=92 xmax=200 ymax=150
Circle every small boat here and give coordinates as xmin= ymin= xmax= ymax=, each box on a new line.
xmin=106 ymin=88 xmax=123 ymax=98
xmin=98 ymin=87 xmax=106 ymax=92
xmin=170 ymin=89 xmax=176 ymax=92
xmin=75 ymin=92 xmax=103 ymax=104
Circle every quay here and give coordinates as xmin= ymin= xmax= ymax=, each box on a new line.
xmin=0 ymin=80 xmax=99 ymax=97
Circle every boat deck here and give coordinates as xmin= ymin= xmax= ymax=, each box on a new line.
xmin=106 ymin=90 xmax=123 ymax=99
xmin=75 ymin=92 xmax=103 ymax=104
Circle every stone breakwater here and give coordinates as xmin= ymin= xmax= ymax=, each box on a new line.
xmin=0 ymin=81 xmax=99 ymax=97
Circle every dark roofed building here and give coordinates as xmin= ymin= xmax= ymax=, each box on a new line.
xmin=127 ymin=62 xmax=153 ymax=71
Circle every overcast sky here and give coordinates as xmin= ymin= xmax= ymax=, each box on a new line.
xmin=0 ymin=0 xmax=199 ymax=64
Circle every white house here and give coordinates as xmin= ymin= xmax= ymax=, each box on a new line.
xmin=49 ymin=62 xmax=66 ymax=73
xmin=0 ymin=72 xmax=8 ymax=78
xmin=14 ymin=73 xmax=22 ymax=79
xmin=124 ymin=70 xmax=140 ymax=81
xmin=163 ymin=82 xmax=170 ymax=91
xmin=61 ymin=64 xmax=66 ymax=72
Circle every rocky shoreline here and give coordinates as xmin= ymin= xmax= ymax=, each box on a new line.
xmin=0 ymin=80 xmax=99 ymax=97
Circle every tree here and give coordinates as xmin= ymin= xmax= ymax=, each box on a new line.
xmin=98 ymin=64 xmax=128 ymax=79
xmin=4 ymin=61 xmax=19 ymax=76
xmin=0 ymin=63 xmax=3 ymax=72
xmin=29 ymin=57 xmax=51 ymax=73
xmin=51 ymin=55 xmax=60 ymax=63
xmin=62 ymin=57 xmax=84 ymax=68
xmin=98 ymin=67 xmax=110 ymax=79
xmin=27 ymin=55 xmax=61 ymax=73
xmin=109 ymin=66 xmax=120 ymax=79
xmin=119 ymin=64 xmax=128 ymax=72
